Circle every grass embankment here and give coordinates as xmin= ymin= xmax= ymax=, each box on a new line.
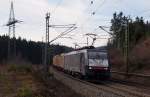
xmin=0 ymin=64 xmax=83 ymax=97
xmin=0 ymin=64 xmax=34 ymax=97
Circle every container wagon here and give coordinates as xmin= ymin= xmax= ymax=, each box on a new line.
xmin=53 ymin=54 xmax=64 ymax=71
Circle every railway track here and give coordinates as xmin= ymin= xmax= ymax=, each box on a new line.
xmin=88 ymin=78 xmax=150 ymax=96
xmin=111 ymin=71 xmax=150 ymax=87
xmin=110 ymin=78 xmax=150 ymax=93
xmin=51 ymin=67 xmax=150 ymax=97
xmin=89 ymin=80 xmax=150 ymax=97
xmin=111 ymin=71 xmax=150 ymax=78
xmin=83 ymin=78 xmax=150 ymax=97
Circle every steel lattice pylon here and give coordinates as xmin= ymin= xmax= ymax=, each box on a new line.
xmin=6 ymin=1 xmax=22 ymax=59
xmin=44 ymin=13 xmax=50 ymax=72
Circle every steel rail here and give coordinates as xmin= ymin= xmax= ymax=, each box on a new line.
xmin=52 ymin=68 xmax=150 ymax=97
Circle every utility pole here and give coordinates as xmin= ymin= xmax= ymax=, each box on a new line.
xmin=43 ymin=13 xmax=76 ymax=73
xmin=6 ymin=1 xmax=22 ymax=59
xmin=124 ymin=19 xmax=130 ymax=77
xmin=44 ymin=12 xmax=50 ymax=72
xmin=87 ymin=37 xmax=89 ymax=46
xmin=41 ymin=37 xmax=44 ymax=65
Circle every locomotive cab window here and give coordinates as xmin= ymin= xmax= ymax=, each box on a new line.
xmin=88 ymin=52 xmax=109 ymax=67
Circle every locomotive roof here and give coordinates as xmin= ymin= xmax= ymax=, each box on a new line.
xmin=63 ymin=48 xmax=107 ymax=56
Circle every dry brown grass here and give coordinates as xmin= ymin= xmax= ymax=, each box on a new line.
xmin=0 ymin=64 xmax=83 ymax=97
xmin=0 ymin=65 xmax=39 ymax=97
xmin=109 ymin=37 xmax=150 ymax=74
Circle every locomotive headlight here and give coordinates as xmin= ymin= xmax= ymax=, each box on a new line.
xmin=89 ymin=67 xmax=92 ymax=69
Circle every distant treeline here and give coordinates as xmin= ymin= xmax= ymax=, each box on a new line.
xmin=110 ymin=12 xmax=150 ymax=50
xmin=0 ymin=35 xmax=73 ymax=64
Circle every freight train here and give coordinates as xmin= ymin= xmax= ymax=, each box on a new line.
xmin=53 ymin=48 xmax=110 ymax=79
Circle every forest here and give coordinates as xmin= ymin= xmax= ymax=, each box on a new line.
xmin=110 ymin=12 xmax=150 ymax=50
xmin=109 ymin=12 xmax=150 ymax=73
xmin=0 ymin=35 xmax=73 ymax=64
xmin=0 ymin=12 xmax=150 ymax=72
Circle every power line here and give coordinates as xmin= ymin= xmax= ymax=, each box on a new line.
xmin=49 ymin=24 xmax=77 ymax=44
xmin=79 ymin=0 xmax=107 ymax=34
xmin=74 ymin=0 xmax=93 ymax=28
xmin=91 ymin=0 xmax=107 ymax=15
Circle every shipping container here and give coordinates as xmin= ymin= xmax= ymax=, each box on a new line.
xmin=53 ymin=54 xmax=64 ymax=70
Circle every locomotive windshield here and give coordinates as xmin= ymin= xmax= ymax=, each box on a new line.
xmin=88 ymin=52 xmax=109 ymax=67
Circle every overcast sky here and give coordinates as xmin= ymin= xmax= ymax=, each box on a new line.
xmin=0 ymin=0 xmax=150 ymax=48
